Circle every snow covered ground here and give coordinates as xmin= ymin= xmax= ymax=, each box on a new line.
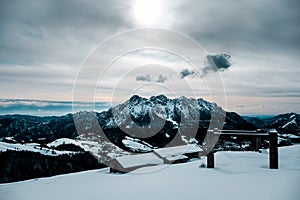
xmin=0 ymin=142 xmax=74 ymax=156
xmin=1 ymin=145 xmax=300 ymax=200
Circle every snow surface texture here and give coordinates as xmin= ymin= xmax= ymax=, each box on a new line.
xmin=47 ymin=138 xmax=85 ymax=150
xmin=1 ymin=145 xmax=300 ymax=200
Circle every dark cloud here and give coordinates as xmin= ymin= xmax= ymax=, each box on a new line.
xmin=180 ymin=69 xmax=195 ymax=79
xmin=180 ymin=53 xmax=232 ymax=79
xmin=202 ymin=53 xmax=233 ymax=76
xmin=206 ymin=54 xmax=232 ymax=70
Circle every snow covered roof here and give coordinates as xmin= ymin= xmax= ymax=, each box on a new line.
xmin=112 ymin=152 xmax=164 ymax=169
xmin=154 ymin=144 xmax=202 ymax=158
xmin=110 ymin=144 xmax=202 ymax=171
xmin=165 ymin=155 xmax=188 ymax=162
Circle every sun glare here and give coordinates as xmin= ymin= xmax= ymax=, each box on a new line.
xmin=133 ymin=0 xmax=163 ymax=26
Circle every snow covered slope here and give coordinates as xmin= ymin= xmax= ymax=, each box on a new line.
xmin=1 ymin=145 xmax=299 ymax=200
xmin=0 ymin=142 xmax=74 ymax=156
xmin=244 ymin=113 xmax=300 ymax=144
xmin=244 ymin=112 xmax=299 ymax=135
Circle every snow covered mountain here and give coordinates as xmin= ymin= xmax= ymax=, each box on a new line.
xmin=0 ymin=95 xmax=256 ymax=149
xmin=90 ymin=94 xmax=256 ymax=151
xmin=244 ymin=113 xmax=299 ymax=132
xmin=0 ymin=114 xmax=77 ymax=143
xmin=263 ymin=113 xmax=299 ymax=134
xmin=0 ymin=95 xmax=299 ymax=183
xmin=244 ymin=113 xmax=300 ymax=144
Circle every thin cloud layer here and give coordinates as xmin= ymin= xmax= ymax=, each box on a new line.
xmin=157 ymin=74 xmax=169 ymax=83
xmin=136 ymin=74 xmax=170 ymax=83
xmin=136 ymin=74 xmax=151 ymax=82
xmin=0 ymin=99 xmax=111 ymax=116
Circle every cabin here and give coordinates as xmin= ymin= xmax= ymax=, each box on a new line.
xmin=109 ymin=152 xmax=163 ymax=173
xmin=109 ymin=144 xmax=202 ymax=173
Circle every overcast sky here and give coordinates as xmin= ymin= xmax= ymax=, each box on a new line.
xmin=0 ymin=0 xmax=299 ymax=115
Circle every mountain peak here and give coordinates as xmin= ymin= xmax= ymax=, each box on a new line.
xmin=149 ymin=94 xmax=169 ymax=105
xmin=128 ymin=95 xmax=146 ymax=105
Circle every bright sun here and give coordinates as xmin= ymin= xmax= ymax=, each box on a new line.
xmin=133 ymin=0 xmax=163 ymax=26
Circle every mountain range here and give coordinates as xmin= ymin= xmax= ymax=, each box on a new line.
xmin=0 ymin=95 xmax=256 ymax=146
xmin=1 ymin=95 xmax=299 ymax=149
xmin=0 ymin=95 xmax=299 ymax=183
xmin=243 ymin=112 xmax=299 ymax=135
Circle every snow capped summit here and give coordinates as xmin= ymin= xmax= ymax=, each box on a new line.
xmin=113 ymin=94 xmax=222 ymax=124
xmin=149 ymin=94 xmax=169 ymax=105
xmin=95 ymin=95 xmax=255 ymax=152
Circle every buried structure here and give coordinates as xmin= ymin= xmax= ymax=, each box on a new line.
xmin=109 ymin=144 xmax=202 ymax=173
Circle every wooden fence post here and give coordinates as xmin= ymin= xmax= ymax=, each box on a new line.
xmin=269 ymin=131 xmax=278 ymax=169
xmin=207 ymin=151 xmax=214 ymax=168
xmin=205 ymin=130 xmax=216 ymax=168
xmin=254 ymin=137 xmax=262 ymax=151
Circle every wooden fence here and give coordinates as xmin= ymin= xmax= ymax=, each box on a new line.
xmin=205 ymin=129 xmax=278 ymax=169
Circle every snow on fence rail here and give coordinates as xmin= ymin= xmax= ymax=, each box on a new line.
xmin=204 ymin=129 xmax=278 ymax=169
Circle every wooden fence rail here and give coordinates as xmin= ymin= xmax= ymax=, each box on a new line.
xmin=205 ymin=129 xmax=278 ymax=169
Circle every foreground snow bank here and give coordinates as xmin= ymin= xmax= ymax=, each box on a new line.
xmin=1 ymin=145 xmax=300 ymax=200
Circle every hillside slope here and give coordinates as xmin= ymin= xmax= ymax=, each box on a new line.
xmin=1 ymin=145 xmax=299 ymax=200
